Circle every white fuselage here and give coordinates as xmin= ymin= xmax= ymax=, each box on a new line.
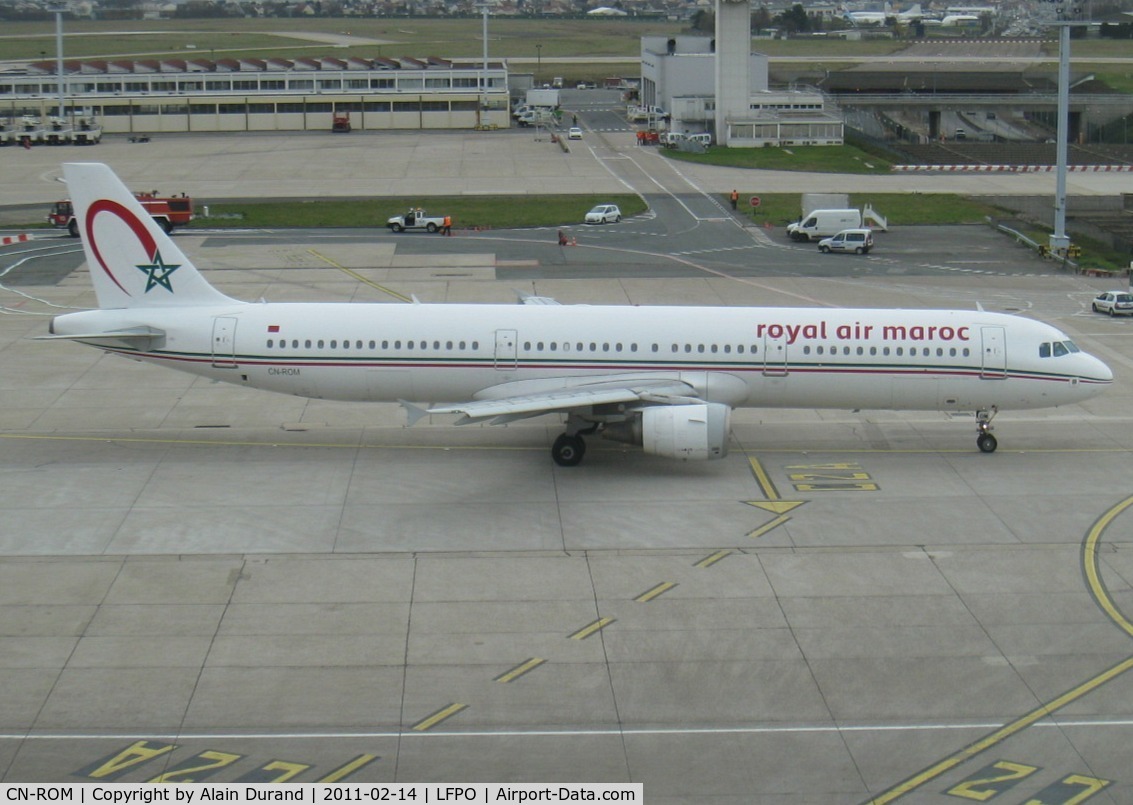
xmin=51 ymin=302 xmax=1112 ymax=414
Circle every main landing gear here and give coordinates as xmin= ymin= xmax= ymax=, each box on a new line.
xmin=976 ymin=407 xmax=998 ymax=453
xmin=551 ymin=417 xmax=599 ymax=467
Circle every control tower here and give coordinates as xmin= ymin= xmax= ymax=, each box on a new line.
xmin=714 ymin=0 xmax=752 ymax=146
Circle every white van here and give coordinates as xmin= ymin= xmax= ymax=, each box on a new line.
xmin=786 ymin=208 xmax=862 ymax=242
xmin=818 ymin=228 xmax=874 ymax=255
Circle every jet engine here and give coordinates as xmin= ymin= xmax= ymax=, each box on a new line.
xmin=601 ymin=403 xmax=731 ymax=460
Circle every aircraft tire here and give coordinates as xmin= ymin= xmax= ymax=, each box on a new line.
xmin=552 ymin=434 xmax=586 ymax=467
xmin=977 ymin=433 xmax=998 ymax=453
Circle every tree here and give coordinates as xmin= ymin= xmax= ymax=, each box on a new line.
xmin=775 ymin=3 xmax=810 ymax=34
xmin=689 ymin=9 xmax=714 ymax=34
xmin=752 ymin=5 xmax=772 ymax=33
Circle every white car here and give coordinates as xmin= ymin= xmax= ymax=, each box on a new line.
xmin=585 ymin=204 xmax=621 ymax=225
xmin=568 ymin=127 xmax=583 ymax=140
xmin=1092 ymin=291 xmax=1133 ymax=316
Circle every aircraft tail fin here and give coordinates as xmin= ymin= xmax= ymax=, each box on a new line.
xmin=62 ymin=162 xmax=236 ymax=310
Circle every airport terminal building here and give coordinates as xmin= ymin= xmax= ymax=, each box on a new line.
xmin=0 ymin=56 xmax=511 ymax=134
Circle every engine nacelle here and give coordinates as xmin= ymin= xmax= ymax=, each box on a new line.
xmin=602 ymin=403 xmax=731 ymax=461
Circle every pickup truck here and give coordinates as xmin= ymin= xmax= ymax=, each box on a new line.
xmin=387 ymin=209 xmax=447 ymax=233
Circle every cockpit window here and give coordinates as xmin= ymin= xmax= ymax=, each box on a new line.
xmin=1040 ymin=340 xmax=1080 ymax=358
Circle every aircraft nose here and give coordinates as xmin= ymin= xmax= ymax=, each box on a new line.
xmin=1093 ymin=355 xmax=1113 ymax=382
xmin=1083 ymin=353 xmax=1113 ymax=385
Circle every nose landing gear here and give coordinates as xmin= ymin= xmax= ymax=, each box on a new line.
xmin=976 ymin=407 xmax=998 ymax=453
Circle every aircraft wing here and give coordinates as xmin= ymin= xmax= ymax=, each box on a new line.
xmin=404 ymin=377 xmax=699 ymax=426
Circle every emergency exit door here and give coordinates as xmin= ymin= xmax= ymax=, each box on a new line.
xmin=494 ymin=329 xmax=517 ymax=371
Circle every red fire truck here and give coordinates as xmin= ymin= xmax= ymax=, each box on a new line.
xmin=48 ymin=192 xmax=194 ymax=237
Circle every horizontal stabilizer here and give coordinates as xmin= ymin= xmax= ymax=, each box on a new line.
xmin=34 ymin=325 xmax=165 ymax=343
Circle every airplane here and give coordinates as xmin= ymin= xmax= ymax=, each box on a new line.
xmin=844 ymin=3 xmax=924 ymax=25
xmin=40 ymin=162 xmax=1113 ymax=466
xmin=940 ymin=13 xmax=981 ymax=25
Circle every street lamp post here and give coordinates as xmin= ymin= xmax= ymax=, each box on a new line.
xmin=475 ymin=1 xmax=491 ymax=125
xmin=536 ymin=43 xmax=542 ymax=81
xmin=1044 ymin=0 xmax=1087 ymax=256
xmin=49 ymin=6 xmax=66 ymax=121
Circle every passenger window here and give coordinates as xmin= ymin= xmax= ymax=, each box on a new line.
xmin=267 ymin=339 xmax=273 ymax=348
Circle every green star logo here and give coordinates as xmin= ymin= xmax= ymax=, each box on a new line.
xmin=135 ymin=249 xmax=180 ymax=293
